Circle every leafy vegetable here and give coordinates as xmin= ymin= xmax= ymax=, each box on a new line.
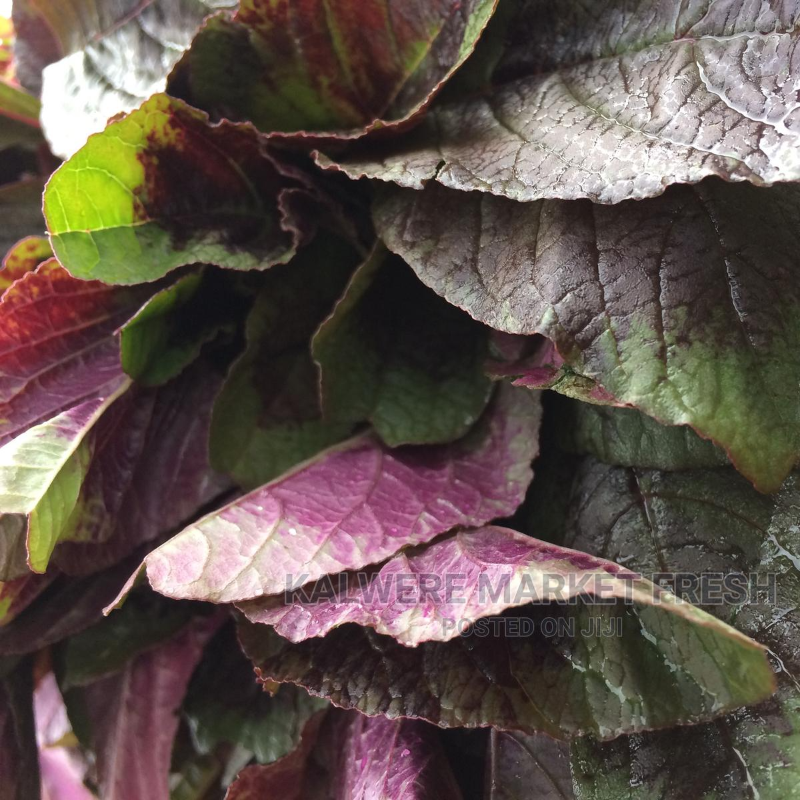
xmin=141 ymin=386 xmax=540 ymax=603
xmin=314 ymin=248 xmax=493 ymax=446
xmin=2 ymin=0 xmax=798 ymax=794
xmin=43 ymin=94 xmax=306 ymax=284
xmin=376 ymin=179 xmax=800 ymax=491
xmin=16 ymin=0 xmax=236 ymax=156
xmin=65 ymin=613 xmax=222 ymax=800
xmin=323 ymin=0 xmax=800 ymax=202
xmin=169 ymin=0 xmax=497 ymax=137
xmin=238 ymin=598 xmax=774 ymax=740
xmin=208 ymin=235 xmax=359 ymax=489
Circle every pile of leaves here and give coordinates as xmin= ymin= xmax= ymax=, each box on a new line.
xmin=1 ymin=0 xmax=799 ymax=797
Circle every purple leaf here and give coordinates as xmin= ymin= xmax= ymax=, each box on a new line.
xmin=78 ymin=613 xmax=223 ymax=800
xmin=141 ymin=386 xmax=540 ymax=604
xmin=241 ymin=525 xmax=653 ymax=646
xmin=52 ymin=360 xmax=229 ymax=576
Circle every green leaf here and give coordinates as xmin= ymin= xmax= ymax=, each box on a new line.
xmin=44 ymin=93 xmax=302 ymax=285
xmin=376 ymin=179 xmax=800 ymax=491
xmin=545 ymin=433 xmax=800 ymax=797
xmin=238 ymin=594 xmax=775 ymax=740
xmin=183 ymin=625 xmax=328 ymax=766
xmin=120 ymin=269 xmax=248 ymax=386
xmin=209 ymin=236 xmax=358 ymax=488
xmin=57 ymin=591 xmax=196 ymax=690
xmin=0 ymin=380 xmax=130 ymax=573
xmin=313 ymin=248 xmax=493 ymax=446
xmin=557 ymin=400 xmax=729 ymax=472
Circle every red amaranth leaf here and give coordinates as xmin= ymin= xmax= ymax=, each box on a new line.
xmin=141 ymin=385 xmax=540 ymax=604
xmin=169 ymin=0 xmax=497 ymax=140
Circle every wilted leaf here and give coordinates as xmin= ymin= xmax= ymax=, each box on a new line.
xmin=376 ymin=179 xmax=800 ymax=491
xmin=313 ymin=248 xmax=493 ymax=446
xmin=170 ymin=0 xmax=497 ymax=138
xmin=209 ymin=236 xmax=358 ymax=489
xmin=44 ymin=94 xmax=305 ymax=285
xmin=141 ymin=386 xmax=540 ymax=604
xmin=324 ymin=0 xmax=800 ymax=202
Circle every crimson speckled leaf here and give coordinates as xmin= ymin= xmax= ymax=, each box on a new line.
xmin=209 ymin=235 xmax=359 ymax=489
xmin=376 ymin=179 xmax=800 ymax=491
xmin=169 ymin=0 xmax=497 ymax=138
xmin=240 ymin=525 xmax=715 ymax=647
xmin=238 ymin=593 xmax=774 ymax=740
xmin=323 ymin=0 xmax=800 ymax=202
xmin=0 ymin=236 xmax=52 ymax=295
xmin=139 ymin=385 xmax=539 ymax=604
xmin=313 ymin=249 xmax=493 ymax=447
xmin=44 ymin=94 xmax=305 ymax=285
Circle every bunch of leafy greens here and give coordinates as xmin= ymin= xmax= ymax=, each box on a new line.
xmin=1 ymin=1 xmax=799 ymax=797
